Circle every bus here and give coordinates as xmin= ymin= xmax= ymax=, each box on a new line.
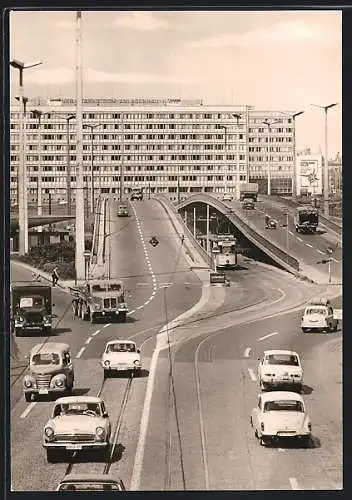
xmin=214 ymin=235 xmax=238 ymax=269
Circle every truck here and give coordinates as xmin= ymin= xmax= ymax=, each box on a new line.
xmin=294 ymin=206 xmax=319 ymax=233
xmin=70 ymin=280 xmax=128 ymax=323
xmin=11 ymin=282 xmax=53 ymax=336
xmin=239 ymin=183 xmax=259 ymax=201
xmin=130 ymin=188 xmax=143 ymax=201
xmin=242 ymin=197 xmax=255 ymax=210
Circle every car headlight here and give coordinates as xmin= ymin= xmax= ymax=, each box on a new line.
xmin=43 ymin=315 xmax=51 ymax=324
xmin=134 ymin=360 xmax=141 ymax=366
xmin=55 ymin=379 xmax=64 ymax=387
xmin=16 ymin=316 xmax=25 ymax=323
xmin=45 ymin=427 xmax=54 ymax=437
xmin=307 ymin=422 xmax=312 ymax=431
xmin=94 ymin=304 xmax=102 ymax=310
xmin=24 ymin=379 xmax=32 ymax=388
xmin=95 ymin=426 xmax=105 ymax=437
xmin=104 ymin=360 xmax=110 ymax=367
xmin=260 ymin=422 xmax=265 ymax=431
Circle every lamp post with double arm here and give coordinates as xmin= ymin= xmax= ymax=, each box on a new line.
xmin=10 ymin=59 xmax=42 ymax=255
xmin=83 ymin=123 xmax=103 ymax=214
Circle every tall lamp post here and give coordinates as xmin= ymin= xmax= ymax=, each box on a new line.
xmin=83 ymin=123 xmax=102 ymax=214
xmin=262 ymin=119 xmax=282 ymax=196
xmin=311 ymin=103 xmax=338 ymax=216
xmin=10 ymin=59 xmax=42 ymax=255
xmin=280 ymin=111 xmax=304 ymax=201
xmin=218 ymin=125 xmax=228 ymax=195
xmin=232 ymin=113 xmax=243 ymax=201
xmin=120 ymin=112 xmax=125 ymax=202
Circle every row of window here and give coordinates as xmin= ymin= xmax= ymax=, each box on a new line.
xmin=11 ymin=153 xmax=248 ymax=162
xmin=249 ymin=156 xmax=294 ymax=162
xmin=11 ymin=112 xmax=247 ymax=121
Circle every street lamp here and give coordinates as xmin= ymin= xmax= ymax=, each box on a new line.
xmin=280 ymin=111 xmax=304 ymax=202
xmin=262 ymin=119 xmax=282 ymax=196
xmin=83 ymin=123 xmax=103 ymax=213
xmin=232 ymin=113 xmax=244 ymax=201
xmin=310 ymin=103 xmax=338 ymax=216
xmin=217 ymin=125 xmax=228 ymax=195
xmin=10 ymin=59 xmax=42 ymax=255
xmin=119 ymin=112 xmax=125 ymax=202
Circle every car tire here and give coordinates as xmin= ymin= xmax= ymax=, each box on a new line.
xmin=47 ymin=449 xmax=61 ymax=463
xmin=333 ymin=322 xmax=338 ymax=332
xmin=260 ymin=381 xmax=269 ymax=391
xmin=104 ymin=369 xmax=110 ymax=379
xmin=42 ymin=326 xmax=52 ymax=335
xmin=24 ymin=392 xmax=32 ymax=402
xmin=15 ymin=327 xmax=22 ymax=337
xmin=119 ymin=312 xmax=127 ymax=323
xmin=301 ymin=435 xmax=311 ymax=448
xmin=260 ymin=437 xmax=269 ymax=447
xmin=302 ymin=328 xmax=308 ymax=333
xmin=295 ymin=383 xmax=303 ymax=394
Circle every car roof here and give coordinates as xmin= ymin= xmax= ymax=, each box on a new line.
xmin=54 ymin=396 xmax=103 ymax=405
xmin=106 ymin=339 xmax=136 ymax=345
xmin=260 ymin=391 xmax=304 ymax=403
xmin=59 ymin=473 xmax=122 ymax=483
xmin=264 ymin=350 xmax=299 ymax=357
xmin=30 ymin=342 xmax=70 ymax=355
xmin=308 ymin=298 xmax=330 ymax=306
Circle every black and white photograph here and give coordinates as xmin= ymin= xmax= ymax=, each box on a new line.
xmin=9 ymin=9 xmax=342 ymax=491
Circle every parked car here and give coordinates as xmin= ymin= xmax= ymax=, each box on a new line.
xmin=221 ymin=193 xmax=233 ymax=202
xmin=42 ymin=396 xmax=111 ymax=463
xmin=257 ymin=350 xmax=303 ymax=393
xmin=250 ymin=391 xmax=312 ymax=447
xmin=102 ymin=339 xmax=141 ymax=378
xmin=23 ymin=343 xmax=74 ymax=402
xmin=56 ymin=474 xmax=126 ymax=491
xmin=301 ymin=298 xmax=338 ymax=333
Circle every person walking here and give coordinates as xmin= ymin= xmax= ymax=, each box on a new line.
xmin=52 ymin=267 xmax=59 ymax=287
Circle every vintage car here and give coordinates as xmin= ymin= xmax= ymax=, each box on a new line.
xmin=250 ymin=391 xmax=312 ymax=447
xmin=117 ymin=204 xmax=129 ymax=217
xmin=221 ymin=193 xmax=233 ymax=202
xmin=257 ymin=350 xmax=303 ymax=392
xmin=56 ymin=473 xmax=126 ymax=491
xmin=102 ymin=339 xmax=141 ymax=378
xmin=301 ymin=298 xmax=338 ymax=333
xmin=23 ymin=342 xmax=74 ymax=402
xmin=42 ymin=396 xmax=111 ymax=463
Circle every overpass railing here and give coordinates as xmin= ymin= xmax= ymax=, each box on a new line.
xmin=155 ymin=195 xmax=213 ymax=268
xmin=173 ymin=194 xmax=300 ymax=274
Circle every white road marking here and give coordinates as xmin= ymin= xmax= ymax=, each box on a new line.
xmin=289 ymin=477 xmax=300 ymax=490
xmin=288 ymin=230 xmax=294 ymax=235
xmin=317 ymin=249 xmax=325 ymax=254
xmin=76 ymin=347 xmax=86 ymax=358
xmin=103 ymin=323 xmax=111 ymax=329
xmin=137 ymin=305 xmax=144 ymax=310
xmin=137 ymin=282 xmax=149 ymax=286
xmin=297 ymin=237 xmax=303 ymax=241
xmin=332 ymin=258 xmax=339 ymax=263
xmin=257 ymin=331 xmax=279 ymax=342
xmin=85 ymin=337 xmax=92 ymax=345
xmin=248 ymin=368 xmax=257 ymax=382
xmin=127 ymin=309 xmax=136 ymax=315
xmin=20 ymin=402 xmax=36 ymax=419
xmin=244 ymin=347 xmax=252 ymax=358
xmin=306 ymin=243 xmax=313 ymax=248
xmin=91 ymin=330 xmax=100 ymax=337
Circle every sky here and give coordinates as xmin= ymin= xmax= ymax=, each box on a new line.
xmin=10 ymin=9 xmax=342 ymax=157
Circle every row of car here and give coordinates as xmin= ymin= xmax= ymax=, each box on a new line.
xmin=252 ymin=349 xmax=311 ymax=447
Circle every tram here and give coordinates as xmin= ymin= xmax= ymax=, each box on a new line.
xmin=214 ymin=235 xmax=238 ymax=269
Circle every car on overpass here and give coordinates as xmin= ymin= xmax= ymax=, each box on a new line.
xmin=250 ymin=391 xmax=312 ymax=447
xmin=117 ymin=203 xmax=129 ymax=217
xmin=257 ymin=350 xmax=303 ymax=393
xmin=221 ymin=193 xmax=233 ymax=202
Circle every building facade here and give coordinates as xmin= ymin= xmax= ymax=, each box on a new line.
xmin=10 ymin=98 xmax=296 ymax=207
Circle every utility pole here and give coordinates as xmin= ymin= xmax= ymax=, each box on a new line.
xmin=75 ymin=10 xmax=85 ymax=281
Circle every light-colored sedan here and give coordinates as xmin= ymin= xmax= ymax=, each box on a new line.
xmin=250 ymin=391 xmax=312 ymax=447
xmin=257 ymin=350 xmax=303 ymax=392
xmin=221 ymin=193 xmax=233 ymax=202
xmin=301 ymin=299 xmax=338 ymax=333
xmin=101 ymin=339 xmax=141 ymax=378
xmin=42 ymin=396 xmax=111 ymax=463
xmin=57 ymin=474 xmax=126 ymax=491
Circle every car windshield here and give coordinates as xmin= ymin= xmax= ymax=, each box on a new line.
xmin=58 ymin=482 xmax=122 ymax=491
xmin=32 ymin=353 xmax=60 ymax=365
xmin=306 ymin=308 xmax=326 ymax=315
xmin=266 ymin=354 xmax=299 ymax=366
xmin=107 ymin=343 xmax=136 ymax=353
xmin=54 ymin=402 xmax=101 ymax=417
xmin=264 ymin=400 xmax=304 ymax=412
xmin=19 ymin=296 xmax=44 ymax=309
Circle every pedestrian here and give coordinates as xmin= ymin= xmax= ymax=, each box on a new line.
xmin=52 ymin=267 xmax=59 ymax=287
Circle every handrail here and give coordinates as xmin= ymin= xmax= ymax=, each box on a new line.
xmin=167 ymin=194 xmax=300 ymax=273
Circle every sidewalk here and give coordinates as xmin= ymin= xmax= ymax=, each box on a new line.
xmin=11 ymin=258 xmax=76 ymax=293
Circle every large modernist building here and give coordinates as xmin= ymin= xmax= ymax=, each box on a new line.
xmin=10 ymin=97 xmax=296 ymax=207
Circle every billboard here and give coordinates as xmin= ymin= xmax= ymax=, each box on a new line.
xmin=296 ymin=155 xmax=323 ymax=197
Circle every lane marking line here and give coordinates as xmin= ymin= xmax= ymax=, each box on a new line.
xmin=85 ymin=337 xmax=92 ymax=345
xmin=317 ymin=250 xmax=325 ymax=254
xmin=306 ymin=243 xmax=313 ymax=248
xmin=332 ymin=258 xmax=339 ymax=263
xmin=137 ymin=282 xmax=149 ymax=286
xmin=20 ymin=402 xmax=36 ymax=419
xmin=289 ymin=477 xmax=300 ymax=490
xmin=103 ymin=323 xmax=111 ymax=329
xmin=297 ymin=237 xmax=303 ymax=241
xmin=76 ymin=347 xmax=86 ymax=359
xmin=257 ymin=331 xmax=279 ymax=342
xmin=288 ymin=230 xmax=294 ymax=235
xmin=244 ymin=347 xmax=252 ymax=358
xmin=248 ymin=368 xmax=257 ymax=382
xmin=136 ymin=305 xmax=144 ymax=310
xmin=92 ymin=330 xmax=100 ymax=337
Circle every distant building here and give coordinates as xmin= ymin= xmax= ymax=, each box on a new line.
xmin=10 ymin=97 xmax=298 ymax=208
xmin=328 ymin=153 xmax=342 ymax=194
xmin=296 ymin=153 xmax=323 ymax=197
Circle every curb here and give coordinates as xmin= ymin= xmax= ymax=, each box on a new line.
xmin=11 ymin=259 xmax=74 ymax=294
